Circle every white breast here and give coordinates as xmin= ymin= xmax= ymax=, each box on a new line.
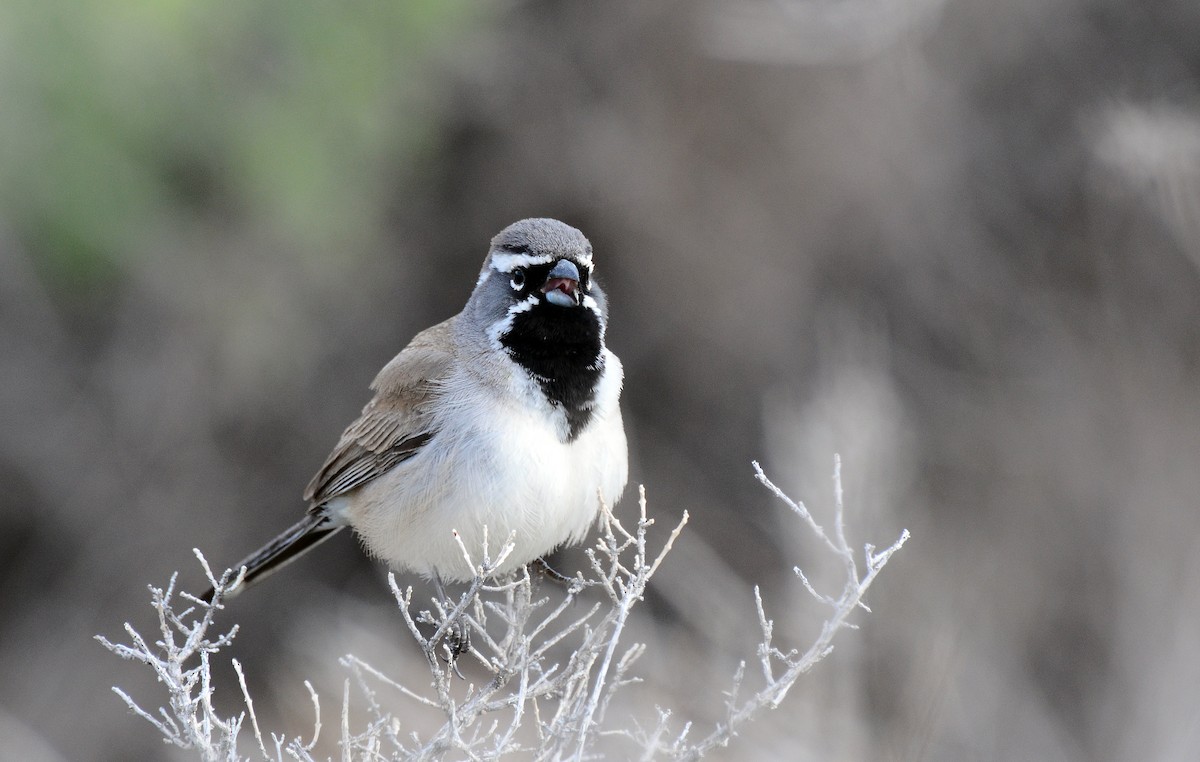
xmin=342 ymin=350 xmax=628 ymax=581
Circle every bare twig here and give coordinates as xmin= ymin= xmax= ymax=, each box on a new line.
xmin=101 ymin=458 xmax=907 ymax=761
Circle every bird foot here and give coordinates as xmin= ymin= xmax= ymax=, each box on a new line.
xmin=532 ymin=557 xmax=573 ymax=587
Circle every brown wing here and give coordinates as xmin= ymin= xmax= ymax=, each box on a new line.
xmin=303 ymin=317 xmax=456 ymax=507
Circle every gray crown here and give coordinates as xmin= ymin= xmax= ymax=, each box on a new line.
xmin=490 ymin=218 xmax=592 ymax=260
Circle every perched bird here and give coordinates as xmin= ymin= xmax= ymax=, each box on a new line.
xmin=210 ymin=218 xmax=628 ymax=599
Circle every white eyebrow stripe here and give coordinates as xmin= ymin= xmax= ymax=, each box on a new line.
xmin=490 ymin=250 xmax=595 ymax=273
xmin=490 ymin=252 xmax=554 ymax=273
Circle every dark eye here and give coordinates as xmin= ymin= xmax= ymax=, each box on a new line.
xmin=510 ymin=268 xmax=526 ymax=290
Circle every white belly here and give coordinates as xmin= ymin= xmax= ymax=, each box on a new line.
xmin=340 ymin=352 xmax=628 ymax=581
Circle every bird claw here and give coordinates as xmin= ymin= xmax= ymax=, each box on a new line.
xmin=438 ymin=617 xmax=470 ymax=675
xmin=431 ymin=572 xmax=471 ymax=671
xmin=532 ymin=557 xmax=573 ymax=587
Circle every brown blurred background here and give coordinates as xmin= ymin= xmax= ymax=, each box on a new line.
xmin=2 ymin=1 xmax=1199 ymax=759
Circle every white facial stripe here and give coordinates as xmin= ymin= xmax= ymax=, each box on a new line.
xmin=490 ymin=250 xmax=595 ymax=274
xmin=581 ymin=294 xmax=605 ymax=339
xmin=490 ymin=252 xmax=554 ymax=273
xmin=511 ymin=294 xmax=539 ymax=314
xmin=487 ymin=294 xmax=540 ymax=350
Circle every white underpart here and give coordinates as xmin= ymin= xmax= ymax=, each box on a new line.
xmin=344 ymin=348 xmax=628 ymax=581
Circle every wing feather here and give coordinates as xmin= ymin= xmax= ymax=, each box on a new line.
xmin=303 ymin=317 xmax=455 ymax=506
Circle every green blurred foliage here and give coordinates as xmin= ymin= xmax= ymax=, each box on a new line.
xmin=0 ymin=0 xmax=474 ymax=289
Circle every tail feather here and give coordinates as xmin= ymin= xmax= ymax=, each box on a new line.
xmin=204 ymin=513 xmax=344 ymax=602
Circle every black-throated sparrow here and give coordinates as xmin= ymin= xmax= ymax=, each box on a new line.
xmin=211 ymin=218 xmax=628 ymax=598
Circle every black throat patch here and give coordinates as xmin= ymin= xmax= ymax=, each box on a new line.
xmin=500 ymin=301 xmax=604 ymax=441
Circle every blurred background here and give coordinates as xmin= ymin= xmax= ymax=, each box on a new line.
xmin=2 ymin=0 xmax=1199 ymax=759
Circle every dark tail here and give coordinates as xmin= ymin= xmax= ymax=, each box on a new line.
xmin=203 ymin=513 xmax=344 ymax=602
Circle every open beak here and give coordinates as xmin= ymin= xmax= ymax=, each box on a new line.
xmin=541 ymin=259 xmax=582 ymax=307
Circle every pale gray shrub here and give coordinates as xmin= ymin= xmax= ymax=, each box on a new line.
xmin=98 ymin=458 xmax=907 ymax=761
